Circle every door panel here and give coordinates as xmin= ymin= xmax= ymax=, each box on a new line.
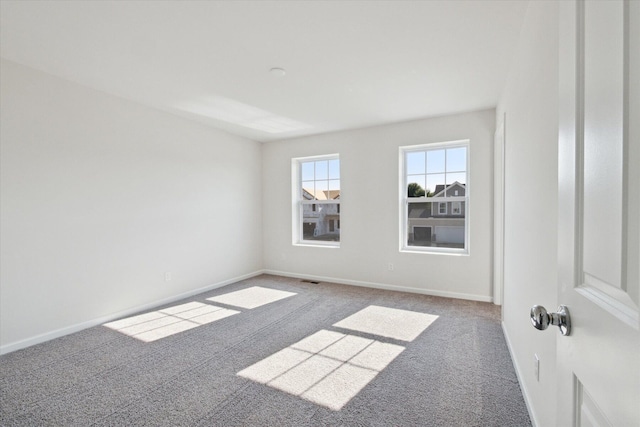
xmin=576 ymin=380 xmax=612 ymax=427
xmin=583 ymin=0 xmax=624 ymax=291
xmin=558 ymin=1 xmax=639 ymax=426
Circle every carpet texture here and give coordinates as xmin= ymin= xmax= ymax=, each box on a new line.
xmin=0 ymin=275 xmax=531 ymax=426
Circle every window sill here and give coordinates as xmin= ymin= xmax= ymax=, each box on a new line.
xmin=400 ymin=247 xmax=469 ymax=256
xmin=294 ymin=242 xmax=341 ymax=248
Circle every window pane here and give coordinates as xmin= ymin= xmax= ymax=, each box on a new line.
xmin=328 ymin=180 xmax=340 ymax=200
xmin=328 ymin=159 xmax=340 ymax=179
xmin=426 ymin=173 xmax=446 ymax=197
xmin=302 ymin=203 xmax=340 ymax=242
xmin=406 ymin=152 xmax=425 ymax=175
xmin=407 ymin=175 xmax=426 ymax=197
xmin=315 ymin=180 xmax=329 ymax=200
xmin=446 ymin=147 xmax=466 ymax=172
xmin=408 ymin=202 xmax=433 ymax=219
xmin=301 ymin=162 xmax=315 ymax=181
xmin=406 ymin=206 xmax=465 ymax=249
xmin=302 ymin=181 xmax=315 ymax=199
xmin=446 ymin=172 xmax=467 ymax=187
xmin=315 ymin=161 xmax=328 ymax=181
xmin=426 ymin=149 xmax=445 ymax=173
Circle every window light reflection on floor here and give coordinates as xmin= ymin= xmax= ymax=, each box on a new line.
xmin=103 ymin=301 xmax=239 ymax=342
xmin=332 ymin=305 xmax=439 ymax=342
xmin=207 ymin=286 xmax=297 ymax=309
xmin=237 ymin=329 xmax=405 ymax=411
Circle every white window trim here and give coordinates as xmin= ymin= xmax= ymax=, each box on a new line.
xmin=438 ymin=202 xmax=448 ymax=215
xmin=399 ymin=140 xmax=470 ymax=255
xmin=292 ymin=154 xmax=340 ymax=248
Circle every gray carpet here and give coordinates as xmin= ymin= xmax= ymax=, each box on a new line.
xmin=0 ymin=274 xmax=531 ymax=426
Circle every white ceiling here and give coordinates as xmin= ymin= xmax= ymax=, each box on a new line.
xmin=0 ymin=0 xmax=529 ymax=142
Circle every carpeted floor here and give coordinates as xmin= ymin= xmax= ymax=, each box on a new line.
xmin=0 ymin=275 xmax=531 ymax=426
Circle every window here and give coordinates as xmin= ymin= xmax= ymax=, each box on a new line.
xmin=293 ymin=154 xmax=340 ymax=246
xmin=401 ymin=141 xmax=468 ymax=253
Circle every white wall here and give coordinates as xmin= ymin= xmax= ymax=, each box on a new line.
xmin=263 ymin=110 xmax=495 ymax=301
xmin=0 ymin=59 xmax=263 ymax=352
xmin=496 ymin=2 xmax=559 ymax=426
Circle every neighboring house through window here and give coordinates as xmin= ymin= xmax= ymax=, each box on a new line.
xmin=292 ymin=154 xmax=340 ymax=246
xmin=401 ymin=140 xmax=469 ymax=253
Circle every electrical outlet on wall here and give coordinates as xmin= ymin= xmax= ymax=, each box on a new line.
xmin=165 ymin=272 xmax=172 ymax=282
xmin=388 ymin=263 xmax=394 ymax=271
xmin=534 ymin=353 xmax=540 ymax=381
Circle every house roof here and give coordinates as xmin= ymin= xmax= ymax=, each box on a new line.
xmin=433 ymin=182 xmax=465 ymax=197
xmin=303 ymin=188 xmax=340 ymax=201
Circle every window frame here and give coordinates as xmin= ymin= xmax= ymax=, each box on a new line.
xmin=399 ymin=140 xmax=470 ymax=255
xmin=292 ymin=153 xmax=341 ymax=248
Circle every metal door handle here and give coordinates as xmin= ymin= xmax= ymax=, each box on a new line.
xmin=530 ymin=305 xmax=571 ymax=336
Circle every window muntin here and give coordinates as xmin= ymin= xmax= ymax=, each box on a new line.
xmin=401 ymin=141 xmax=469 ymax=253
xmin=294 ymin=155 xmax=340 ymax=246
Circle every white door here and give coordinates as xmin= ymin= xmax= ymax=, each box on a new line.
xmin=556 ymin=1 xmax=639 ymax=426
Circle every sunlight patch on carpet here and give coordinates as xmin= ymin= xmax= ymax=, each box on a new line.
xmin=103 ymin=302 xmax=239 ymax=342
xmin=332 ymin=305 xmax=438 ymax=342
xmin=207 ymin=286 xmax=296 ymax=309
xmin=237 ymin=330 xmax=404 ymax=410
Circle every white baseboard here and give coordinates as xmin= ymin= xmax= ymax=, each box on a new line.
xmin=264 ymin=269 xmax=492 ymax=302
xmin=502 ymin=321 xmax=538 ymax=427
xmin=0 ymin=270 xmax=265 ymax=355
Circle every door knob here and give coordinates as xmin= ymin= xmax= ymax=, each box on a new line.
xmin=530 ymin=305 xmax=571 ymax=336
